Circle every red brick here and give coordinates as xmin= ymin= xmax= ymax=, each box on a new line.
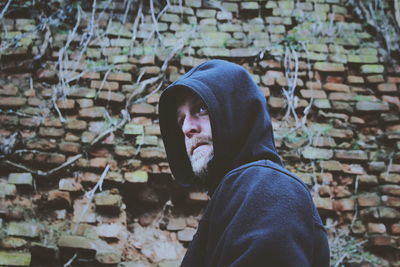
xmin=47 ymin=153 xmax=66 ymax=164
xmin=0 ymin=84 xmax=18 ymax=95
xmin=43 ymin=117 xmax=62 ymax=127
xmin=334 ymin=149 xmax=368 ymax=161
xmin=144 ymin=124 xmax=161 ymax=135
xmin=27 ymin=97 xmax=46 ymax=106
xmin=306 ymin=81 xmax=322 ymax=90
xmin=89 ymin=157 xmax=108 ymax=168
xmin=333 ymin=198 xmax=355 ymax=211
xmin=59 ymin=142 xmax=81 ymax=154
xmin=377 ymin=83 xmax=397 ymax=93
xmin=382 ymin=95 xmax=400 ymax=109
xmin=367 ymin=223 xmax=386 ymax=234
xmin=76 ymin=99 xmax=93 ymax=108
xmin=0 ymin=97 xmax=26 ymax=107
xmin=65 ymin=119 xmax=87 ymax=130
xmin=300 ymin=89 xmax=327 ymax=99
xmin=140 ymin=66 xmax=160 ymax=75
xmin=56 ymin=99 xmax=75 ymax=109
xmin=47 ymin=190 xmax=71 ymax=208
xmin=147 ymin=93 xmax=160 ymax=104
xmin=323 ymin=83 xmax=350 ymax=92
xmin=59 ymin=178 xmax=83 ymax=192
xmin=107 ymin=72 xmax=132 ymax=81
xmin=380 ymin=185 xmax=400 ymax=196
xmin=26 ymin=138 xmax=57 ymax=150
xmin=82 ymin=72 xmax=100 ymax=79
xmin=0 ymin=115 xmax=18 ymax=126
xmin=98 ymin=91 xmax=125 ymax=102
xmin=39 ymin=127 xmax=65 ymax=137
xmin=381 ymin=195 xmax=400 ymax=207
xmin=388 ymin=76 xmax=400 ymax=83
xmin=366 ymin=75 xmax=384 ymax=83
xmin=334 ymin=185 xmax=352 ymax=198
xmin=90 ymin=80 xmax=119 ymax=90
xmin=326 ymin=76 xmax=343 ymax=83
xmin=390 ymin=224 xmax=400 ymax=234
xmin=140 ymin=147 xmax=167 ymax=159
xmin=357 ymin=193 xmax=380 ymax=207
xmin=79 ymin=107 xmax=107 ymax=118
xmin=89 ymin=147 xmax=110 ymax=157
xmin=369 ymin=235 xmax=393 ymax=247
xmin=328 ymin=92 xmax=355 ymax=101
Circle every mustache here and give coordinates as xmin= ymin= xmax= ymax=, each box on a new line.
xmin=187 ymin=136 xmax=213 ymax=156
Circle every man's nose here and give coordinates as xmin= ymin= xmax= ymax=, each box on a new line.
xmin=182 ymin=115 xmax=200 ymax=138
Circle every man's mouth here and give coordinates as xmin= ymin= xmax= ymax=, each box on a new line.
xmin=191 ymin=142 xmax=209 ymax=155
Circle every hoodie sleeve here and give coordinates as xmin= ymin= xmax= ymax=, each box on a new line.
xmin=203 ymin=164 xmax=329 ymax=267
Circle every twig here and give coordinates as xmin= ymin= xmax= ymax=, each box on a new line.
xmin=0 ymin=0 xmax=12 ymax=19
xmin=90 ymin=110 xmax=130 ymax=145
xmin=63 ymin=253 xmax=78 ymax=267
xmin=72 ymin=164 xmax=110 ymax=233
xmin=3 ymin=154 xmax=82 ymax=176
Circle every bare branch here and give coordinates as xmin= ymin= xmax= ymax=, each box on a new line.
xmin=0 ymin=0 xmax=12 ymax=19
xmin=3 ymin=154 xmax=82 ymax=176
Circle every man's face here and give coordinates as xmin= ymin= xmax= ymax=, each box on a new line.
xmin=176 ymin=92 xmax=213 ymax=178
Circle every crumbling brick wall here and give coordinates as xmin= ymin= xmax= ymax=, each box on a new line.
xmin=0 ymin=0 xmax=399 ymax=266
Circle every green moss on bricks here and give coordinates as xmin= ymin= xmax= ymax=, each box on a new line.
xmin=361 ymin=64 xmax=384 ymax=74
xmin=124 ymin=170 xmax=148 ymax=183
xmin=0 ymin=251 xmax=31 ymax=266
xmin=124 ymin=123 xmax=144 ymax=135
xmin=348 ymin=54 xmax=379 ymax=63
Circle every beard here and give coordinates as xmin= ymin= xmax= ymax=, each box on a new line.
xmin=186 ymin=136 xmax=214 ymax=180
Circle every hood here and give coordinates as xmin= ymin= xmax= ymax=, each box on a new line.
xmin=159 ymin=59 xmax=282 ymax=193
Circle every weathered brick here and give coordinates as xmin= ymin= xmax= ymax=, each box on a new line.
xmin=377 ymin=83 xmax=397 ymax=93
xmin=360 ymin=64 xmax=384 ymax=74
xmin=125 ymin=170 xmax=148 ymax=183
xmin=302 ymin=147 xmax=333 ymax=160
xmin=0 ymin=97 xmax=26 ymax=107
xmin=323 ymin=83 xmax=350 ymax=92
xmin=140 ymin=147 xmax=167 ymax=159
xmin=90 ymin=80 xmax=119 ymax=91
xmin=98 ymin=91 xmax=125 ymax=103
xmin=56 ymin=99 xmax=75 ymax=109
xmin=380 ymin=185 xmax=400 ymax=196
xmin=300 ymin=89 xmax=327 ymax=99
xmin=357 ymin=174 xmax=378 ymax=186
xmin=335 ymin=149 xmax=368 ymax=161
xmin=314 ymin=62 xmax=345 ymax=72
xmin=114 ymin=145 xmax=136 ymax=157
xmin=382 ymin=195 xmax=400 ymax=207
xmin=6 ymin=221 xmax=41 ymax=238
xmin=355 ymin=101 xmax=389 ymax=112
xmin=79 ymin=106 xmax=107 ymax=118
xmin=59 ymin=178 xmax=83 ymax=192
xmin=46 ymin=153 xmax=66 ymax=164
xmin=358 ymin=193 xmax=380 ymax=207
xmin=47 ymin=190 xmax=71 ymax=208
xmin=0 ymin=115 xmax=19 ymax=126
xmin=367 ymin=223 xmax=386 ymax=234
xmin=333 ymin=198 xmax=355 ymax=211
xmin=130 ymin=103 xmax=156 ymax=114
xmin=380 ymin=173 xmax=400 ymax=184
xmin=178 ymin=228 xmax=196 ymax=242
xmin=39 ymin=127 xmax=64 ymax=137
xmin=107 ymin=72 xmax=132 ymax=82
xmin=0 ymin=251 xmax=31 ymax=266
xmin=65 ymin=119 xmax=87 ymax=130
xmin=59 ymin=142 xmax=81 ymax=154
xmin=347 ymin=54 xmax=378 ymax=63
xmin=124 ymin=123 xmax=144 ymax=135
xmin=328 ymin=128 xmax=353 ymax=139
xmin=313 ymin=197 xmax=333 ymax=211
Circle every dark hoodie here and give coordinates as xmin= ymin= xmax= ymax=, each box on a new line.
xmin=159 ymin=60 xmax=329 ymax=267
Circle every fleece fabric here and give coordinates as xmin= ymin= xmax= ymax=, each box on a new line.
xmin=159 ymin=60 xmax=330 ymax=267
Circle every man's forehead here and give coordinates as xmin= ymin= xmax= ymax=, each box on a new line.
xmin=176 ymin=89 xmax=203 ymax=109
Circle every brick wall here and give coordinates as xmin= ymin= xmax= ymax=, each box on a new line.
xmin=0 ymin=0 xmax=399 ymax=266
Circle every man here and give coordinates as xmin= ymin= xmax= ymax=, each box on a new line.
xmin=159 ymin=60 xmax=329 ymax=266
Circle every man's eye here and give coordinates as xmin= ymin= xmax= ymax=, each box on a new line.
xmin=198 ymin=105 xmax=208 ymax=115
